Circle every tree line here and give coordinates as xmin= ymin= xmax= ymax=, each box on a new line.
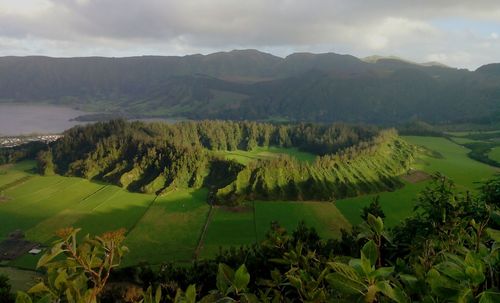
xmin=38 ymin=120 xmax=413 ymax=202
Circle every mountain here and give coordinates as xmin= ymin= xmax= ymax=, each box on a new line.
xmin=0 ymin=50 xmax=499 ymax=124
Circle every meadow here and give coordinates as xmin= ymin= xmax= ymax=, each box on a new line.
xmin=215 ymin=146 xmax=317 ymax=165
xmin=336 ymin=136 xmax=497 ymax=226
xmin=199 ymin=201 xmax=351 ymax=258
xmin=488 ymin=147 xmax=500 ymax=163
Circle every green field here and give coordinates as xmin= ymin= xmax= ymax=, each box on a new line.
xmin=122 ymin=189 xmax=210 ymax=266
xmin=216 ymin=146 xmax=317 ymax=165
xmin=1 ymin=135 xmax=497 ymax=283
xmin=0 ymin=162 xmax=212 ymax=269
xmin=0 ymin=267 xmax=41 ymax=292
xmin=0 ymin=161 xmax=35 ymax=187
xmin=488 ymin=147 xmax=500 ymax=163
xmin=200 ymin=205 xmax=256 ymax=258
xmin=405 ymin=136 xmax=496 ymax=188
xmin=336 ymin=136 xmax=497 ymax=227
xmin=200 ymin=201 xmax=351 ymax=258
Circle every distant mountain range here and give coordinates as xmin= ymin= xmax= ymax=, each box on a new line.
xmin=1 ymin=49 xmax=500 ymax=124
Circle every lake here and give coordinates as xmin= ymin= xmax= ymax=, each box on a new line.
xmin=0 ymin=104 xmax=87 ymax=136
xmin=0 ymin=104 xmax=185 ymax=136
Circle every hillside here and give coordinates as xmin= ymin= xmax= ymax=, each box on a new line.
xmin=40 ymin=120 xmax=414 ymax=202
xmin=1 ymin=50 xmax=499 ymax=124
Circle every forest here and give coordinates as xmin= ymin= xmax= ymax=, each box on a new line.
xmin=37 ymin=120 xmax=414 ymax=203
xmin=2 ymin=51 xmax=500 ymax=124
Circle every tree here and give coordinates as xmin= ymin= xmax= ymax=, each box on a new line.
xmin=361 ymin=195 xmax=386 ymax=221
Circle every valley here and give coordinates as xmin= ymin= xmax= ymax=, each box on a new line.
xmin=0 ymin=127 xmax=496 ymax=272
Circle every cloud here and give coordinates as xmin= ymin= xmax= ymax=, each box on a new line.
xmin=1 ymin=0 xmax=500 ymax=69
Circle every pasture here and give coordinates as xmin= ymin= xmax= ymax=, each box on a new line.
xmin=0 ymin=162 xmax=211 ymax=269
xmin=488 ymin=147 xmax=500 ymax=163
xmin=122 ymin=189 xmax=210 ymax=266
xmin=199 ymin=201 xmax=351 ymax=258
xmin=217 ymin=146 xmax=316 ymax=165
xmin=337 ymin=136 xmax=497 ymax=227
xmin=1 ymin=135 xmax=497 ymax=276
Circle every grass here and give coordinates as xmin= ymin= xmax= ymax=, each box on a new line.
xmin=449 ymin=136 xmax=484 ymax=144
xmin=0 ymin=266 xmax=41 ymax=292
xmin=254 ymin=201 xmax=351 ymax=240
xmin=200 ymin=205 xmax=256 ymax=258
xmin=1 ymin=135 xmax=497 ymax=275
xmin=218 ymin=146 xmax=317 ymax=165
xmin=122 ymin=189 xmax=210 ymax=266
xmin=488 ymin=147 xmax=500 ymax=163
xmin=336 ymin=136 xmax=497 ymax=227
xmin=336 ymin=181 xmax=429 ymax=227
xmin=200 ymin=201 xmax=351 ymax=258
xmin=404 ymin=136 xmax=496 ymax=189
xmin=0 ymin=162 xmax=210 ymax=269
xmin=0 ymin=161 xmax=35 ymax=187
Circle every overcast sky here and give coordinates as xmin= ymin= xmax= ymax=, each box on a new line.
xmin=1 ymin=0 xmax=500 ymax=70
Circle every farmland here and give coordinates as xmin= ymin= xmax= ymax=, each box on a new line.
xmin=0 ymin=135 xmax=497 ymax=276
xmin=199 ymin=201 xmax=351 ymax=258
xmin=336 ymin=136 xmax=497 ymax=226
xmin=489 ymin=147 xmax=500 ymax=163
xmin=214 ymin=146 xmax=317 ymax=165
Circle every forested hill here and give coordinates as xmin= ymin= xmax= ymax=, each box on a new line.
xmin=38 ymin=120 xmax=414 ymax=203
xmin=2 ymin=50 xmax=500 ymax=124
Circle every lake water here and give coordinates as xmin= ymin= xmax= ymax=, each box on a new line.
xmin=0 ymin=104 xmax=185 ymax=136
xmin=0 ymin=104 xmax=87 ymax=136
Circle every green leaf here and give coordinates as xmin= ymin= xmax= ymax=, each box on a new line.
xmin=361 ymin=240 xmax=378 ymax=267
xmin=376 ymin=281 xmax=409 ymax=303
xmin=372 ymin=267 xmax=394 ymax=279
xmin=478 ymin=290 xmax=500 ymax=303
xmin=15 ymin=292 xmax=32 ymax=303
xmin=155 ymin=285 xmax=163 ymax=303
xmin=325 ymin=272 xmax=366 ymax=295
xmin=240 ymin=292 xmax=260 ymax=303
xmin=27 ymin=282 xmax=51 ymax=294
xmin=434 ymin=261 xmax=467 ymax=282
xmin=233 ymin=265 xmax=251 ymax=292
xmin=457 ymin=288 xmax=473 ymax=303
xmin=216 ymin=263 xmax=234 ymax=295
xmin=486 ymin=228 xmax=500 ymax=242
xmin=367 ymin=214 xmax=384 ymax=234
xmin=286 ymin=274 xmax=302 ymax=290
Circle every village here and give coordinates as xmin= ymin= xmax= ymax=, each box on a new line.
xmin=0 ymin=134 xmax=62 ymax=148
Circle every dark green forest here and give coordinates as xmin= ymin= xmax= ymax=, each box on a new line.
xmin=2 ymin=50 xmax=500 ymax=124
xmin=38 ymin=120 xmax=414 ymax=203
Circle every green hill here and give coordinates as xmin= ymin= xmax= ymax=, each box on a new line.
xmin=1 ymin=50 xmax=499 ymax=124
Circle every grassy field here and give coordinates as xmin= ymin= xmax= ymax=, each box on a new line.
xmin=0 ymin=162 xmax=212 ymax=269
xmin=1 ymin=135 xmax=497 ymax=287
xmin=0 ymin=161 xmax=35 ymax=187
xmin=254 ymin=201 xmax=351 ymax=240
xmin=404 ymin=136 xmax=496 ymax=189
xmin=200 ymin=201 xmax=351 ymax=258
xmin=122 ymin=189 xmax=210 ymax=266
xmin=200 ymin=205 xmax=256 ymax=258
xmin=217 ymin=146 xmax=317 ymax=165
xmin=0 ymin=267 xmax=41 ymax=292
xmin=488 ymin=146 xmax=500 ymax=163
xmin=337 ymin=136 xmax=497 ymax=227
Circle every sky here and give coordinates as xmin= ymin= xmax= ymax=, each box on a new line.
xmin=1 ymin=0 xmax=500 ymax=70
